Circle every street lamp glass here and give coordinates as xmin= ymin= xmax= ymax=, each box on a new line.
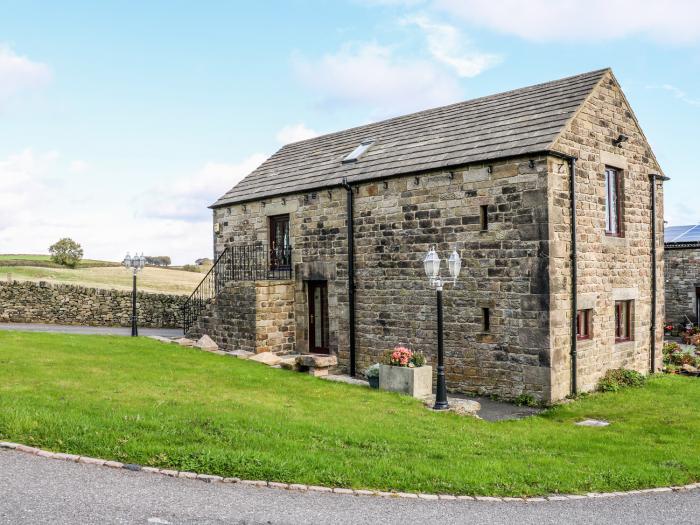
xmin=123 ymin=253 xmax=131 ymax=267
xmin=138 ymin=253 xmax=146 ymax=269
xmin=423 ymin=247 xmax=441 ymax=281
xmin=448 ymin=250 xmax=461 ymax=283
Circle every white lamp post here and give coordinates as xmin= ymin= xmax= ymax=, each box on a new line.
xmin=122 ymin=252 xmax=146 ymax=336
xmin=423 ymin=246 xmax=462 ymax=409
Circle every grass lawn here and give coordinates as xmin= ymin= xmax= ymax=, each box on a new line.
xmin=1 ymin=266 xmax=203 ymax=295
xmin=1 ymin=331 xmax=698 ymax=496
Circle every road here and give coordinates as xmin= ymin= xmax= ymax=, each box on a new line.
xmin=0 ymin=322 xmax=182 ymax=338
xmin=1 ymin=450 xmax=698 ymax=524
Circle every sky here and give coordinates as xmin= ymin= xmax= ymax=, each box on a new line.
xmin=1 ymin=0 xmax=699 ymax=264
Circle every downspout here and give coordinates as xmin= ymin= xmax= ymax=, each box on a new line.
xmin=649 ymin=173 xmax=670 ymax=373
xmin=341 ymin=177 xmax=357 ymax=377
xmin=569 ymin=157 xmax=578 ymax=397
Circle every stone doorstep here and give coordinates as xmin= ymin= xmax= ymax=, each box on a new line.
xmin=4 ymin=442 xmax=700 ymax=501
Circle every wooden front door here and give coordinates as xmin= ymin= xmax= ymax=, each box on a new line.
xmin=308 ymin=281 xmax=329 ymax=354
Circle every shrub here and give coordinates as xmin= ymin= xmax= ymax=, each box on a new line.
xmin=181 ymin=264 xmax=200 ymax=272
xmin=365 ymin=363 xmax=380 ymax=379
xmin=597 ymin=368 xmax=646 ymax=393
xmin=48 ymin=238 xmax=84 ymax=268
xmin=513 ymin=394 xmax=538 ymax=407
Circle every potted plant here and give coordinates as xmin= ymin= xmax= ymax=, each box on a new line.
xmin=378 ymin=346 xmax=432 ymax=398
xmin=365 ymin=363 xmax=380 ymax=389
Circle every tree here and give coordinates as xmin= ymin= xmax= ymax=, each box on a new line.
xmin=49 ymin=238 xmax=84 ymax=268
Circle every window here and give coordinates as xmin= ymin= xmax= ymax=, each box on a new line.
xmin=342 ymin=139 xmax=374 ymax=163
xmin=268 ymin=214 xmax=291 ymax=270
xmin=615 ymin=300 xmax=633 ymax=342
xmin=604 ymin=167 xmax=622 ymax=236
xmin=480 ymin=205 xmax=489 ymax=231
xmin=482 ymin=308 xmax=490 ymax=332
xmin=576 ymin=309 xmax=592 ymax=340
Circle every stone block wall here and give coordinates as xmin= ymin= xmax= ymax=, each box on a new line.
xmin=664 ymin=247 xmax=700 ymax=324
xmin=187 ymin=280 xmax=295 ymax=354
xmin=548 ymin=70 xmax=665 ymax=398
xmin=0 ymin=281 xmax=185 ymax=328
xmin=214 ymin=155 xmax=553 ymax=401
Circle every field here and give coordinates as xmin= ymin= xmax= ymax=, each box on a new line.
xmin=0 ymin=254 xmax=203 ymax=295
xmin=1 ymin=331 xmax=699 ymax=497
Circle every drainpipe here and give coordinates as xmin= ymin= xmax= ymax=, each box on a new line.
xmin=341 ymin=177 xmax=357 ymax=377
xmin=649 ymin=173 xmax=670 ymax=373
xmin=569 ymin=158 xmax=578 ymax=397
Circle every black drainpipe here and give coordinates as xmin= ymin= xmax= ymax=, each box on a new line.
xmin=341 ymin=177 xmax=357 ymax=377
xmin=649 ymin=173 xmax=670 ymax=373
xmin=569 ymin=157 xmax=578 ymax=397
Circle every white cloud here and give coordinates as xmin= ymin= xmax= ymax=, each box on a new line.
xmin=0 ymin=45 xmax=51 ymax=104
xmin=143 ymin=154 xmax=268 ymax=222
xmin=0 ymin=149 xmax=267 ymax=265
xmin=276 ymin=123 xmax=320 ymax=144
xmin=68 ymin=160 xmax=90 ymax=173
xmin=292 ymin=42 xmax=464 ymax=117
xmin=434 ymin=0 xmax=700 ymax=44
xmin=651 ymin=84 xmax=700 ymax=107
xmin=401 ymin=15 xmax=500 ymax=77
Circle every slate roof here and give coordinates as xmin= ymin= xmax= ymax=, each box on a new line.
xmin=212 ymin=68 xmax=609 ymax=208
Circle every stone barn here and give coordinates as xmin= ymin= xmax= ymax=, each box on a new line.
xmin=184 ymin=68 xmax=668 ymax=402
xmin=664 ymin=224 xmax=700 ymax=326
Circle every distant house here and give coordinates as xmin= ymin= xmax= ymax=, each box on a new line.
xmin=184 ymin=69 xmax=667 ymax=402
xmin=664 ymin=224 xmax=700 ymax=325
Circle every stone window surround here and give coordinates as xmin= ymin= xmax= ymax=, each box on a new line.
xmin=601 ymin=150 xmax=628 ymax=240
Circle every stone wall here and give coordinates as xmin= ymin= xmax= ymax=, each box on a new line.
xmin=664 ymin=246 xmax=700 ymax=324
xmin=548 ymin=70 xmax=665 ymax=398
xmin=214 ymin=155 xmax=553 ymax=401
xmin=0 ymin=281 xmax=186 ymax=328
xmin=187 ymin=280 xmax=295 ymax=354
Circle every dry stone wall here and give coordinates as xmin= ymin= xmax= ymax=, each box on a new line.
xmin=664 ymin=247 xmax=700 ymax=324
xmin=0 ymin=281 xmax=185 ymax=328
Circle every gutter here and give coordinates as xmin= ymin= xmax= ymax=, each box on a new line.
xmin=568 ymin=157 xmax=578 ymax=396
xmin=341 ymin=177 xmax=357 ymax=377
xmin=649 ymin=173 xmax=670 ymax=373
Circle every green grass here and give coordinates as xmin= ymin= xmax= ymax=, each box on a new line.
xmin=1 ymin=331 xmax=699 ymax=496
xmin=0 ymin=254 xmax=119 ymax=268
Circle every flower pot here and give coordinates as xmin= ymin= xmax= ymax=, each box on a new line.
xmin=379 ymin=364 xmax=432 ymax=398
xmin=367 ymin=376 xmax=379 ymax=389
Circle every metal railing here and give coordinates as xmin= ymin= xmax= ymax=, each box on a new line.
xmin=182 ymin=244 xmax=292 ymax=333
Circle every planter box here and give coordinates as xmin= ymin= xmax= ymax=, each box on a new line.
xmin=379 ymin=364 xmax=432 ymax=398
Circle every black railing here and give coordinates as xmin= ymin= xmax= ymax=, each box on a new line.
xmin=182 ymin=244 xmax=292 ymax=333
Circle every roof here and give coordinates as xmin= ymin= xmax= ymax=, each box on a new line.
xmin=665 ymin=224 xmax=700 ymax=249
xmin=212 ymin=68 xmax=610 ymax=208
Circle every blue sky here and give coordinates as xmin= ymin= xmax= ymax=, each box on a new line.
xmin=1 ymin=0 xmax=699 ymax=263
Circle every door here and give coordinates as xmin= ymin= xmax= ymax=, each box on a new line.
xmin=308 ymin=281 xmax=329 ymax=354
xmin=268 ymin=214 xmax=290 ymax=271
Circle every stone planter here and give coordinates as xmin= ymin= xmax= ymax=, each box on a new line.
xmin=379 ymin=364 xmax=432 ymax=398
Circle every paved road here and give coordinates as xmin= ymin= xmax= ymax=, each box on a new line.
xmin=0 ymin=322 xmax=182 ymax=338
xmin=1 ymin=450 xmax=698 ymax=524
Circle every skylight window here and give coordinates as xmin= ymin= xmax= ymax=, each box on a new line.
xmin=342 ymin=139 xmax=374 ymax=163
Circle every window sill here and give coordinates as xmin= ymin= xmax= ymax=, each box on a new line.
xmin=603 ymin=234 xmax=628 ymax=248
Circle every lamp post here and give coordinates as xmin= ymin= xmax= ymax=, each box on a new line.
xmin=423 ymin=246 xmax=461 ymax=410
xmin=122 ymin=252 xmax=145 ymax=336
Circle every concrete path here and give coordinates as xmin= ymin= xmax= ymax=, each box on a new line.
xmin=0 ymin=322 xmax=182 ymax=338
xmin=1 ymin=450 xmax=698 ymax=525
